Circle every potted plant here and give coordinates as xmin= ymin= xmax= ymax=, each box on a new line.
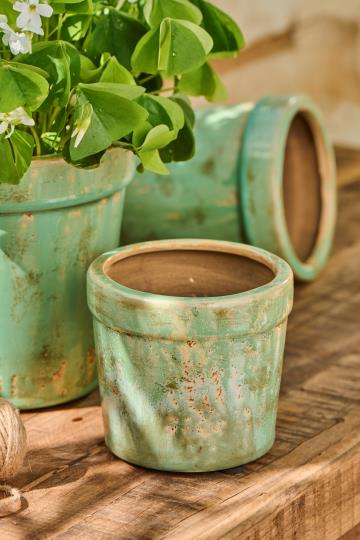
xmin=0 ymin=0 xmax=244 ymax=408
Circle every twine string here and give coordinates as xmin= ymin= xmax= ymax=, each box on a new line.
xmin=0 ymin=399 xmax=27 ymax=517
xmin=0 ymin=485 xmax=22 ymax=517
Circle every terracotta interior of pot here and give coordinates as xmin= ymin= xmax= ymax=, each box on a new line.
xmin=106 ymin=248 xmax=275 ymax=297
xmin=282 ymin=113 xmax=323 ymax=262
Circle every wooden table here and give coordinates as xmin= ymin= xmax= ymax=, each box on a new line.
xmin=1 ymin=161 xmax=360 ymax=540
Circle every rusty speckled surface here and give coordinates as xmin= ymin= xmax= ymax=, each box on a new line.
xmin=0 ymin=149 xmax=134 ymax=409
xmin=87 ymin=239 xmax=293 ymax=472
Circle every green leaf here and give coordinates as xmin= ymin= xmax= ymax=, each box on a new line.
xmin=99 ymin=57 xmax=135 ymax=84
xmin=51 ymin=0 xmax=85 ymax=3
xmin=51 ymin=0 xmax=92 ymax=13
xmin=140 ymin=124 xmax=177 ymax=152
xmin=7 ymin=60 xmax=48 ymax=80
xmin=61 ymin=14 xmax=92 ymax=41
xmin=178 ymin=62 xmax=227 ymax=101
xmin=79 ymin=55 xmax=135 ymax=85
xmin=69 ymin=84 xmax=148 ymax=161
xmin=144 ymin=0 xmax=202 ymax=28
xmin=132 ymin=121 xmax=152 ymax=148
xmin=78 ymin=82 xmax=144 ymax=100
xmin=130 ymin=94 xmax=184 ymax=155
xmin=53 ymin=0 xmax=93 ymax=15
xmin=132 ymin=18 xmax=213 ymax=76
xmin=85 ymin=8 xmax=147 ymax=70
xmin=18 ymin=41 xmax=80 ymax=111
xmin=159 ymin=19 xmax=213 ymax=75
xmin=138 ymin=94 xmax=184 ymax=132
xmin=0 ymin=131 xmax=34 ymax=184
xmin=134 ymin=94 xmax=191 ymax=163
xmin=79 ymin=55 xmax=102 ymax=82
xmin=160 ymin=95 xmax=196 ymax=163
xmin=131 ymin=27 xmax=160 ymax=75
xmin=170 ymin=94 xmax=195 ymax=127
xmin=138 ymin=149 xmax=169 ymax=175
xmin=0 ymin=62 xmax=49 ymax=113
xmin=190 ymin=0 xmax=244 ymax=57
xmin=63 ymin=137 xmax=106 ymax=169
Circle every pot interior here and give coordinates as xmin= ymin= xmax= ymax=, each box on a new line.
xmin=282 ymin=113 xmax=322 ymax=262
xmin=106 ymin=248 xmax=274 ymax=297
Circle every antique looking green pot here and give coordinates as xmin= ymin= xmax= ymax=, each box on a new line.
xmin=0 ymin=148 xmax=134 ymax=409
xmin=122 ymin=95 xmax=337 ymax=281
xmin=88 ymin=239 xmax=294 ymax=472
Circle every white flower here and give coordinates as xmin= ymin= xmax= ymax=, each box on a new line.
xmin=0 ymin=14 xmax=11 ymax=32
xmin=2 ymin=29 xmax=31 ymax=55
xmin=0 ymin=107 xmax=35 ymax=139
xmin=71 ymin=104 xmax=93 ymax=148
xmin=0 ymin=14 xmax=31 ymax=54
xmin=13 ymin=0 xmax=53 ymax=36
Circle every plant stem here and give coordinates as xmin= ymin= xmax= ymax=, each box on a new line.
xmin=138 ymin=74 xmax=157 ymax=84
xmin=57 ymin=14 xmax=64 ymax=40
xmin=48 ymin=107 xmax=61 ymax=130
xmin=30 ymin=127 xmax=42 ymax=156
xmin=44 ymin=18 xmax=50 ymax=40
xmin=149 ymin=87 xmax=175 ymax=95
xmin=174 ymin=75 xmax=180 ymax=93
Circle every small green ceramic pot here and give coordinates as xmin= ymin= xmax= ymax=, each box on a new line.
xmin=88 ymin=239 xmax=293 ymax=472
xmin=0 ymin=148 xmax=134 ymax=409
xmin=122 ymin=95 xmax=337 ymax=281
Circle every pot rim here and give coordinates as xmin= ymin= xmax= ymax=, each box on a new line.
xmin=87 ymin=239 xmax=294 ymax=339
xmin=29 ymin=144 xmax=121 ymax=165
xmin=240 ymin=94 xmax=337 ymax=281
xmin=100 ymin=238 xmax=292 ymax=304
xmin=0 ymin=146 xmax=134 ymax=213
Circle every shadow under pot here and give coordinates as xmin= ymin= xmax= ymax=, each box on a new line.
xmin=122 ymin=95 xmax=337 ymax=282
xmin=87 ymin=239 xmax=294 ymax=473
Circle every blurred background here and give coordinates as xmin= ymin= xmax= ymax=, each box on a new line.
xmin=206 ymin=0 xmax=360 ymax=179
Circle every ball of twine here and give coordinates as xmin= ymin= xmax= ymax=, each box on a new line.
xmin=0 ymin=398 xmax=27 ymax=517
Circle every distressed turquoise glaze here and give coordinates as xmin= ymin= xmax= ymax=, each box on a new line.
xmin=0 ymin=148 xmax=134 ymax=409
xmin=122 ymin=95 xmax=337 ymax=281
xmin=87 ymin=239 xmax=294 ymax=472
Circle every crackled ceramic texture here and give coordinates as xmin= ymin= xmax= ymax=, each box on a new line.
xmin=0 ymin=149 xmax=134 ymax=409
xmin=122 ymin=95 xmax=337 ymax=281
xmin=87 ymin=239 xmax=294 ymax=472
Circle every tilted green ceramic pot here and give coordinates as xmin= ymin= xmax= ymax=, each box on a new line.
xmin=122 ymin=95 xmax=337 ymax=281
xmin=0 ymin=148 xmax=134 ymax=409
xmin=88 ymin=239 xmax=293 ymax=472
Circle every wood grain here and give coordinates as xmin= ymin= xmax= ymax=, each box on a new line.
xmin=0 ymin=165 xmax=359 ymax=539
xmin=336 ymin=147 xmax=360 ymax=187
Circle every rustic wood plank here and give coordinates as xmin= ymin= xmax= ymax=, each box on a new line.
xmin=341 ymin=522 xmax=360 ymax=540
xmin=0 ymin=177 xmax=359 ymax=540
xmin=336 ymin=147 xmax=360 ymax=187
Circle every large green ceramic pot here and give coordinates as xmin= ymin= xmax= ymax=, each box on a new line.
xmin=0 ymin=148 xmax=133 ymax=409
xmin=87 ymin=239 xmax=293 ymax=472
xmin=122 ymin=95 xmax=337 ymax=281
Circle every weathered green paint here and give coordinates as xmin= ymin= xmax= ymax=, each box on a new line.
xmin=87 ymin=239 xmax=293 ymax=472
xmin=0 ymin=148 xmax=134 ymax=409
xmin=123 ymin=103 xmax=252 ymax=245
xmin=122 ymin=95 xmax=337 ymax=281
